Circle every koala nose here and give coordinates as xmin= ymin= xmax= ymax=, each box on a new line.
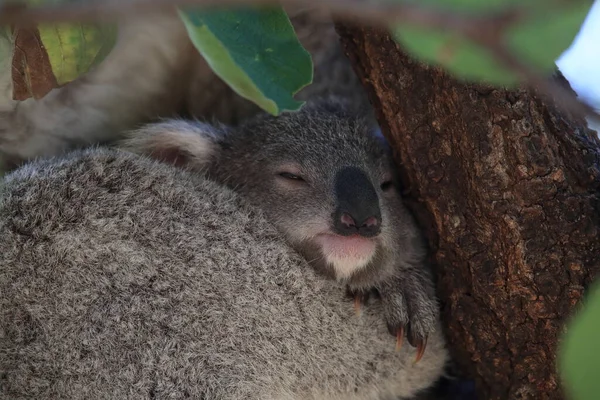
xmin=335 ymin=211 xmax=381 ymax=237
xmin=333 ymin=166 xmax=382 ymax=238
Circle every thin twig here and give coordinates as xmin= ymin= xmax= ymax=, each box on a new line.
xmin=0 ymin=0 xmax=499 ymax=31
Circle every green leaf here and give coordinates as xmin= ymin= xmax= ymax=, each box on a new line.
xmin=0 ymin=28 xmax=13 ymax=106
xmin=392 ymin=26 xmax=519 ymax=86
xmin=0 ymin=27 xmax=11 ymax=64
xmin=0 ymin=0 xmax=116 ymax=85
xmin=178 ymin=6 xmax=313 ymax=115
xmin=507 ymin=4 xmax=591 ymax=75
xmin=390 ymin=0 xmax=567 ymax=13
xmin=38 ymin=23 xmax=117 ymax=85
xmin=0 ymin=27 xmax=10 ymax=41
xmin=559 ymin=283 xmax=600 ymax=400
xmin=391 ymin=1 xmax=592 ymax=87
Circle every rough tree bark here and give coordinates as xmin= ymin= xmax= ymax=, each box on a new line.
xmin=336 ymin=25 xmax=600 ymax=400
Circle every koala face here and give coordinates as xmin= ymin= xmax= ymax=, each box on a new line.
xmin=212 ymin=101 xmax=407 ymax=281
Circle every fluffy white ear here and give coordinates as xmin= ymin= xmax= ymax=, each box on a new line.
xmin=121 ymin=120 xmax=223 ymax=170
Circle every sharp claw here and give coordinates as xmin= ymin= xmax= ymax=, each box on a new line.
xmin=352 ymin=290 xmax=371 ymax=316
xmin=414 ymin=337 xmax=428 ymax=363
xmin=395 ymin=325 xmax=405 ymax=352
xmin=354 ymin=295 xmax=362 ymax=316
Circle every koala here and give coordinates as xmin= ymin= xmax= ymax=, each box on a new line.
xmin=0 ymin=7 xmax=369 ymax=168
xmin=0 ymin=146 xmax=449 ymax=400
xmin=123 ymin=98 xmax=438 ymax=360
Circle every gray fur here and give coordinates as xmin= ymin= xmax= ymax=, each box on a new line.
xmin=0 ymin=7 xmax=446 ymax=396
xmin=0 ymin=147 xmax=448 ymax=399
xmin=0 ymin=8 xmax=368 ymax=167
xmin=124 ymin=98 xmax=438 ymax=348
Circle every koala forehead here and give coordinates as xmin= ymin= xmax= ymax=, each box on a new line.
xmin=231 ymin=102 xmax=391 ymax=178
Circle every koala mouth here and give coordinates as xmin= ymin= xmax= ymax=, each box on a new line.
xmin=316 ymin=233 xmax=377 ymax=279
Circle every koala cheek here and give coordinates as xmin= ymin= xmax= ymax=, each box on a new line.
xmin=275 ymin=180 xmax=305 ymax=192
xmin=303 ymin=209 xmax=332 ymax=239
xmin=375 ymin=209 xmax=395 ymax=245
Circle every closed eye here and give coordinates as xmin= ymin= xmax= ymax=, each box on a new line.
xmin=278 ymin=172 xmax=305 ymax=182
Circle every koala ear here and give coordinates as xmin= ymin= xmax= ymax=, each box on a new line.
xmin=121 ymin=120 xmax=223 ymax=170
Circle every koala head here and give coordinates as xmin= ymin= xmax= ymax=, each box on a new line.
xmin=124 ymin=99 xmax=414 ymax=284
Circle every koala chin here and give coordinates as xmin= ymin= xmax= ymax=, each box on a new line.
xmin=317 ymin=233 xmax=377 ymax=279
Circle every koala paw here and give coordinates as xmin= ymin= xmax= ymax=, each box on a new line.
xmin=378 ymin=278 xmax=438 ymax=362
xmin=347 ymin=276 xmax=438 ymax=362
xmin=345 ymin=286 xmax=376 ymax=316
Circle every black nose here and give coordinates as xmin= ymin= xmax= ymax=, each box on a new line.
xmin=333 ymin=166 xmax=382 ymax=238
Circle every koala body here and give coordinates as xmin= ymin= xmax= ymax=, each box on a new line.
xmin=0 ymin=6 xmax=448 ymax=396
xmin=125 ymin=98 xmax=438 ymax=356
xmin=0 ymin=8 xmax=368 ymax=166
xmin=0 ymin=147 xmax=448 ymax=400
